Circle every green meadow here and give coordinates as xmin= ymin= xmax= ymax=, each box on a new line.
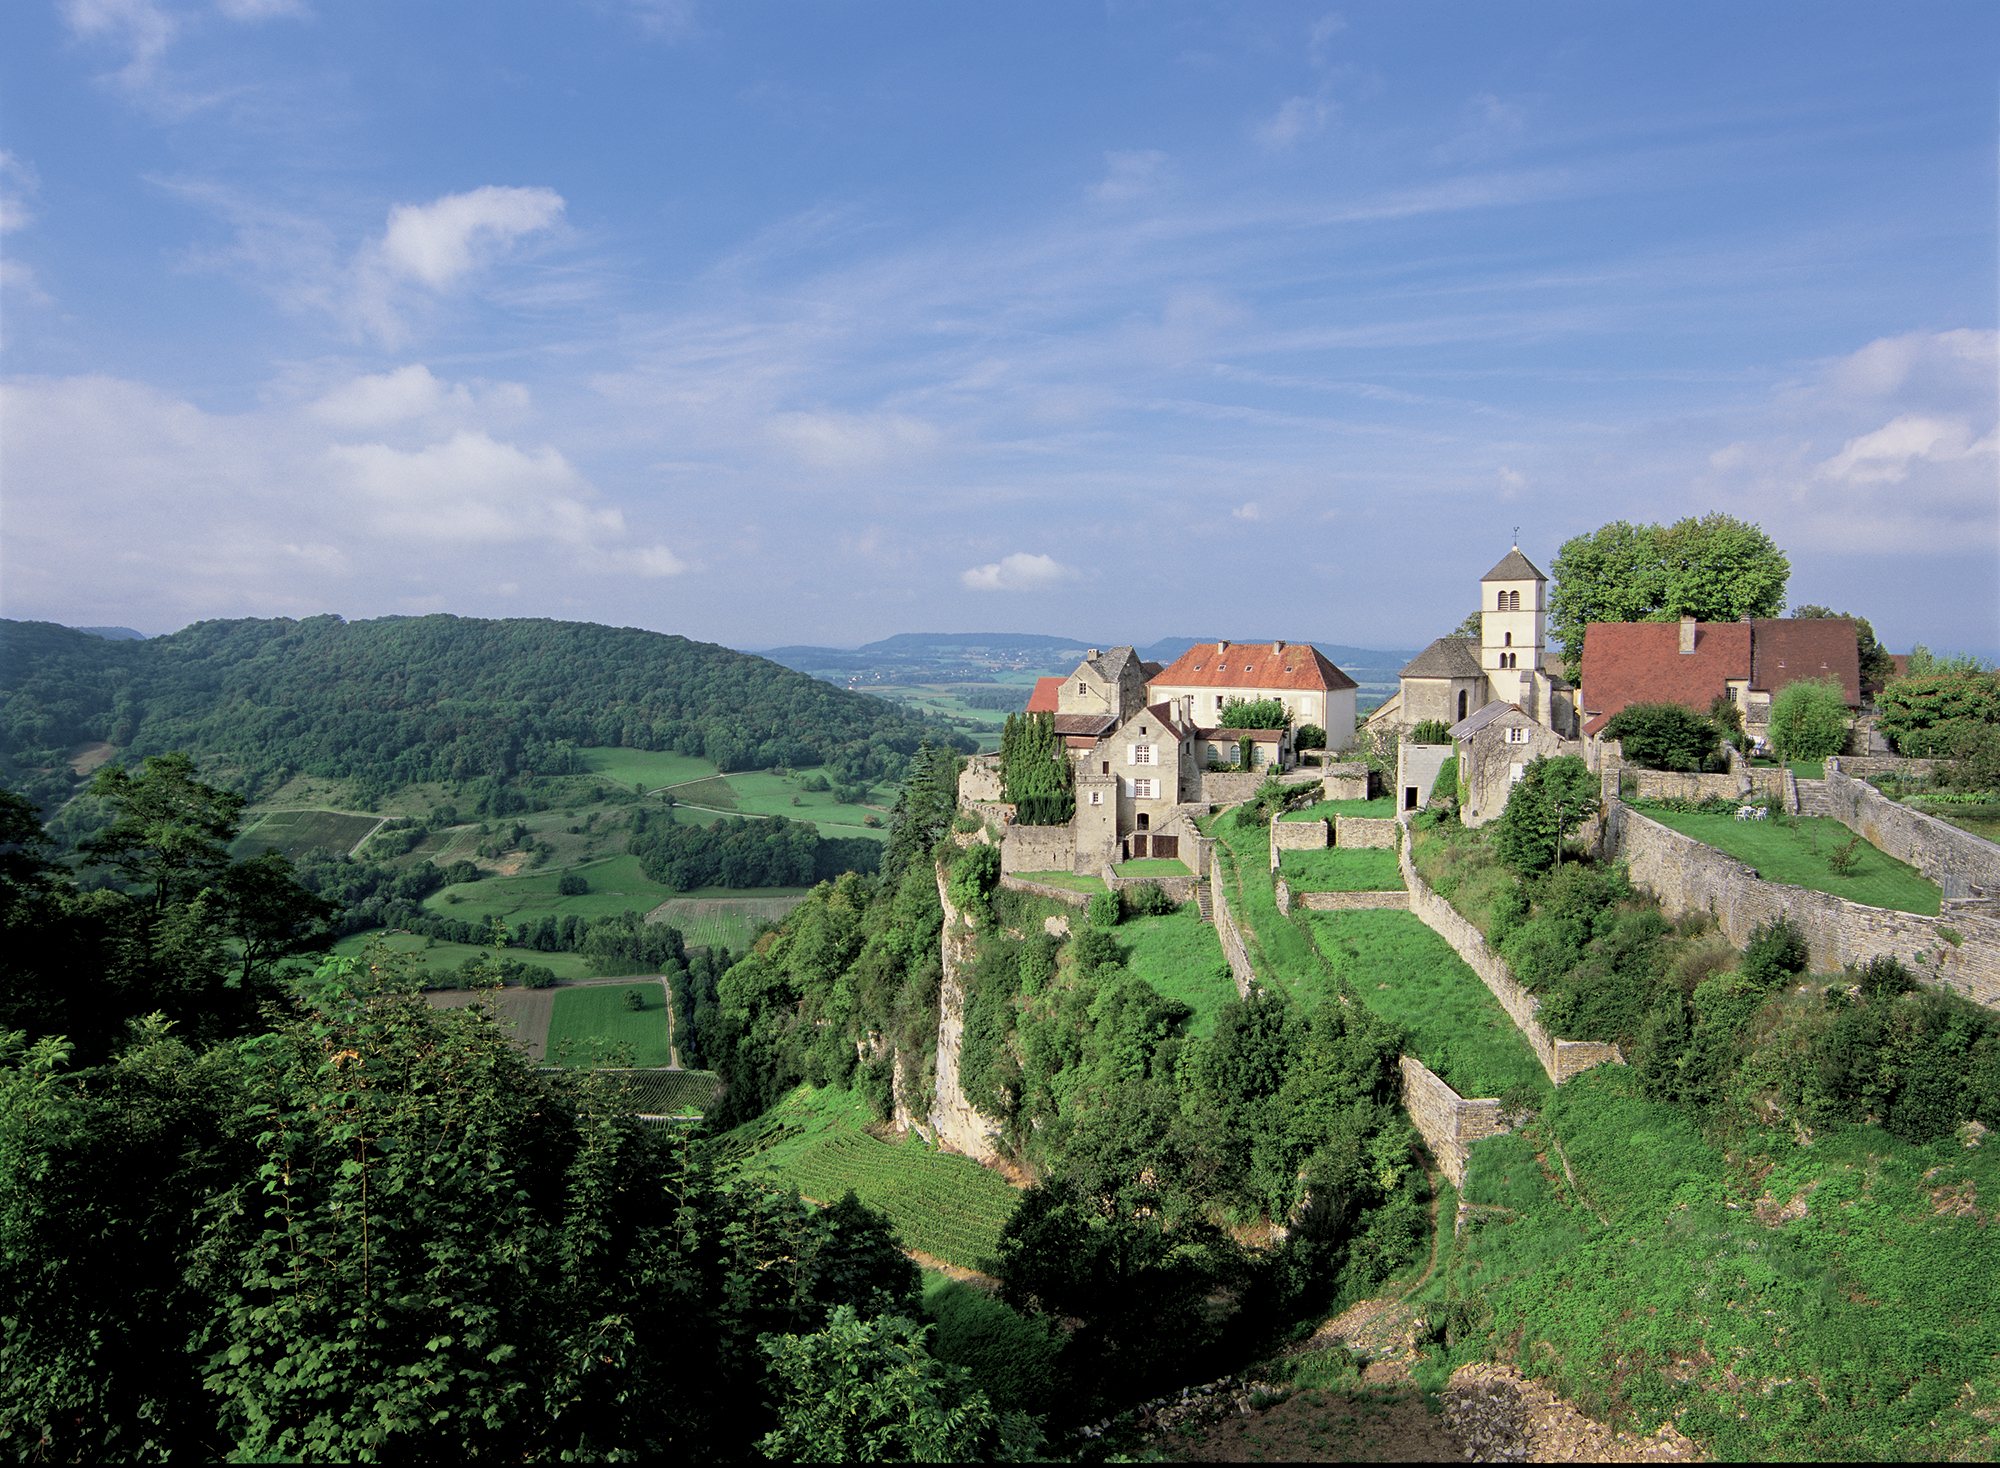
xmin=1119 ymin=908 xmax=1237 ymax=1037
xmin=328 ymin=929 xmax=600 ymax=981
xmin=544 ymin=982 xmax=674 ymax=1067
xmin=1641 ymin=808 xmax=1941 ymax=914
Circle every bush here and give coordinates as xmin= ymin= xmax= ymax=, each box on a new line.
xmin=1767 ymin=677 xmax=1851 ymax=762
xmin=1602 ymin=701 xmax=1722 ymax=771
xmin=556 ymin=871 xmax=589 ymax=896
xmin=1295 ymin=723 xmax=1326 ymax=751
xmin=1220 ymin=698 xmax=1289 ymax=729
xmin=1410 ymin=719 xmax=1452 ymax=745
xmin=1086 ymin=890 xmax=1121 ymax=929
xmin=1121 ymin=882 xmax=1178 ymax=918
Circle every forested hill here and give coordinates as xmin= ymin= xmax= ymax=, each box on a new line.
xmin=0 ymin=615 xmax=969 ymax=809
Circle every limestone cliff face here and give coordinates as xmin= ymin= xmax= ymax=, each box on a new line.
xmin=927 ymin=868 xmax=1006 ymax=1164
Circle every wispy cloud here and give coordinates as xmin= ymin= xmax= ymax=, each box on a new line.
xmin=1091 ymin=150 xmax=1174 ymax=204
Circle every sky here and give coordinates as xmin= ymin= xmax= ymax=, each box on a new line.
xmin=1 ymin=1 xmax=1996 ymax=657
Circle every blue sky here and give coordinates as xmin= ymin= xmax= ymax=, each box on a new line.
xmin=2 ymin=2 xmax=1995 ymax=656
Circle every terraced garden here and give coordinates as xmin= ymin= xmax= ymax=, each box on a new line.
xmin=1638 ymin=807 xmax=1941 ymax=914
xmin=724 ymin=1086 xmax=1020 ymax=1274
xmin=1279 ymin=845 xmax=1403 ymax=891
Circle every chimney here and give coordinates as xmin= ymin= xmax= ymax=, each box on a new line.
xmin=1217 ymin=640 xmax=1229 ymax=653
xmin=1274 ymin=639 xmax=1285 ymax=652
xmin=1181 ymin=694 xmax=1193 ymax=724
xmin=1679 ymin=617 xmax=1697 ymax=655
xmin=1087 ymin=648 xmax=1100 ymax=660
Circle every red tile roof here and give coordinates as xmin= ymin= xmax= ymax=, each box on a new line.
xmin=1580 ymin=621 xmax=1750 ymax=736
xmin=1749 ymin=619 xmax=1861 ymax=706
xmin=1025 ymin=675 xmax=1062 ymax=714
xmin=1150 ymin=640 xmax=1357 ymax=692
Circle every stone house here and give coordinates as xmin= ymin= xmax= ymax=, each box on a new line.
xmin=1147 ymin=640 xmax=1359 ymax=750
xmin=1580 ymin=617 xmax=1861 ymax=738
xmin=1448 ymin=701 xmax=1581 ymax=826
xmin=1073 ymin=701 xmax=1202 ymax=863
xmin=1369 ymin=546 xmax=1578 ymax=738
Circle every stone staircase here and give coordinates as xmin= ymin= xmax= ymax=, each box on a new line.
xmin=1195 ymin=877 xmax=1214 ymax=922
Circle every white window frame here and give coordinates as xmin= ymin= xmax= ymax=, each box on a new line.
xmin=1089 ymin=789 xmax=1104 ymax=806
xmin=1129 ymin=742 xmax=1154 ymax=766
xmin=1128 ymin=777 xmax=1156 ymax=799
xmin=1505 ymin=725 xmax=1529 ymax=745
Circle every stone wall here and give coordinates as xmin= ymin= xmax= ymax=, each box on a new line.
xmin=1398 ymin=836 xmax=1624 ymax=1085
xmin=1398 ymin=1056 xmax=1509 ymax=1189
xmin=958 ymin=758 xmax=1005 ymax=804
xmin=1627 ymin=769 xmax=1746 ymax=802
xmin=1836 ymin=755 xmax=1941 ymax=781
xmin=997 ymin=873 xmax=1094 ymax=909
xmin=999 ymin=822 xmax=1078 ymax=874
xmin=1299 ymin=889 xmax=1410 ymax=911
xmin=1272 ymin=818 xmax=1330 ymax=854
xmin=1198 ymin=767 xmax=1321 ymax=806
xmin=1320 ymin=762 xmax=1370 ymax=801
xmin=1805 ymin=765 xmax=2000 ymax=896
xmin=1335 ymin=815 xmax=1400 ymax=848
xmin=929 ymin=869 xmax=1007 ymax=1162
xmin=1602 ymin=803 xmax=2000 ymax=1008
xmin=1208 ymin=841 xmax=1257 ymax=997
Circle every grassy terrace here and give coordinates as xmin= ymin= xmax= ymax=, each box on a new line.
xmin=1279 ymin=845 xmax=1404 ymax=891
xmin=1206 ymin=809 xmax=1329 ymax=997
xmin=1637 ymin=807 xmax=1941 ymax=915
xmin=1119 ymin=908 xmax=1236 ymax=1037
xmin=1306 ymin=909 xmax=1546 ymax=1097
xmin=723 ymin=1086 xmax=1020 ymax=1274
xmin=1009 ymin=869 xmax=1107 ymax=894
xmin=1112 ymin=856 xmax=1190 ymax=878
xmin=1280 ymin=796 xmax=1396 ymax=822
xmin=1423 ymin=1066 xmax=2000 ymax=1460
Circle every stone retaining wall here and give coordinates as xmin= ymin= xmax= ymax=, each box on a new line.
xmin=997 ymin=873 xmax=1094 ymax=908
xmin=1806 ymin=763 xmax=2000 ymax=896
xmin=1272 ymin=819 xmax=1330 ymax=855
xmin=1398 ymin=836 xmax=1624 ymax=1085
xmin=999 ymin=823 xmax=1078 ymax=874
xmin=1208 ymin=842 xmax=1257 ymax=997
xmin=1320 ymin=763 xmax=1370 ymax=801
xmin=1198 ymin=767 xmax=1321 ymax=806
xmin=1106 ymin=873 xmax=1203 ymax=906
xmin=1837 ymin=755 xmax=1941 ymax=781
xmin=1399 ymin=1056 xmax=1508 ymax=1189
xmin=1335 ymin=815 xmax=1399 ymax=848
xmin=1623 ymin=766 xmax=1792 ymax=807
xmin=1299 ymin=889 xmax=1411 ymax=911
xmin=1602 ymin=803 xmax=2000 ymax=1008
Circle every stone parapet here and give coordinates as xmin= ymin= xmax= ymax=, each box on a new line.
xmin=999 ymin=823 xmax=1078 ymax=875
xmin=1399 ymin=1056 xmax=1508 ymax=1188
xmin=1836 ymin=755 xmax=1941 ymax=781
xmin=1603 ymin=803 xmax=2000 ymax=1007
xmin=1299 ymin=889 xmax=1411 ymax=911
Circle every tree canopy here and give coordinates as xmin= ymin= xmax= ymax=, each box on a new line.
xmin=1548 ymin=515 xmax=1789 ymax=678
xmin=1601 ymin=702 xmax=1723 ymax=772
xmin=1494 ymin=754 xmax=1600 ymax=873
xmin=1767 ymin=677 xmax=1851 ymax=762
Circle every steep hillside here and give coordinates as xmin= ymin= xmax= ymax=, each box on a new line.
xmin=0 ymin=615 xmax=968 ymax=810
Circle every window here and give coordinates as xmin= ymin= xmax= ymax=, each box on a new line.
xmin=1503 ymin=632 xmax=1512 ymax=647
xmin=1089 ymin=790 xmax=1104 ymax=806
xmin=1214 ymin=694 xmax=1226 ymax=711
xmin=1129 ymin=777 xmax=1156 ymax=799
xmin=1505 ymin=725 xmax=1528 ymax=744
xmin=1129 ymin=743 xmax=1154 ymax=765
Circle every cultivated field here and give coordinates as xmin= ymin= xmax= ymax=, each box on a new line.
xmin=423 ymin=984 xmax=557 ymax=1059
xmin=234 ymin=808 xmax=382 ymax=860
xmin=577 ymin=746 xmax=720 ymax=792
xmin=331 ymin=929 xmax=601 ymax=982
xmin=725 ymin=1086 xmax=1020 ymax=1274
xmin=646 ymin=892 xmax=810 ymax=952
xmin=425 ymin=853 xmax=680 ymax=924
xmin=544 ymin=981 xmax=674 ymax=1068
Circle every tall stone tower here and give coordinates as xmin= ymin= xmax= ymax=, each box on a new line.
xmin=1479 ymin=545 xmax=1548 ymax=720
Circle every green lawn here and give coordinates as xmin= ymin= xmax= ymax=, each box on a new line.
xmin=723 ymin=1087 xmax=1020 ymax=1273
xmin=1306 ymin=909 xmax=1547 ymax=1098
xmin=1641 ymin=809 xmax=1941 ymax=914
xmin=1112 ymin=857 xmax=1190 ymax=878
xmin=1281 ymin=797 xmax=1396 ymax=822
xmin=1279 ymin=845 xmax=1404 ymax=891
xmin=1208 ymin=808 xmax=1329 ymax=997
xmin=330 ymin=929 xmax=600 ymax=981
xmin=1434 ymin=1067 xmax=2000 ymax=1460
xmin=716 ymin=769 xmax=889 ymax=839
xmin=577 ymin=746 xmax=720 ymax=792
xmin=1119 ymin=908 xmax=1237 ymax=1037
xmin=544 ymin=982 xmax=673 ymax=1068
xmin=233 ymin=808 xmax=381 ymax=860
xmin=425 ymin=853 xmax=681 ymax=924
xmin=1010 ymin=870 xmax=1107 ymax=894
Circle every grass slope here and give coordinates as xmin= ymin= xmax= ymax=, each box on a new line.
xmin=1281 ymin=797 xmax=1397 ymax=822
xmin=646 ymin=893 xmax=810 ymax=953
xmin=724 ymin=1086 xmax=1019 ymax=1273
xmin=1011 ymin=870 xmax=1107 ymax=894
xmin=1642 ymin=809 xmax=1941 ymax=915
xmin=427 ymin=853 xmax=681 ymax=924
xmin=544 ymin=983 xmax=672 ymax=1068
xmin=1119 ymin=908 xmax=1237 ymax=1038
xmin=1307 ymin=909 xmax=1546 ymax=1098
xmin=1279 ymin=845 xmax=1404 ymax=892
xmin=577 ymin=746 xmax=719 ymax=792
xmin=1430 ymin=1066 xmax=2000 ymax=1459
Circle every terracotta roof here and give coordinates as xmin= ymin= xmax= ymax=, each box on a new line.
xmin=1150 ymin=640 xmax=1357 ymax=692
xmin=1401 ymin=636 xmax=1483 ymax=680
xmin=1481 ymin=546 xmax=1546 ymax=582
xmin=1025 ymin=676 xmax=1061 ymax=714
xmin=1579 ymin=621 xmax=1750 ymax=736
xmin=1051 ymin=712 xmax=1117 ymax=738
xmin=1749 ymin=619 xmax=1861 ymax=706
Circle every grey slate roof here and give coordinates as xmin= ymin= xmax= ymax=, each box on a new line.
xmin=1481 ymin=546 xmax=1546 ymax=582
xmin=1448 ymin=701 xmax=1522 ymax=740
xmin=1085 ymin=646 xmax=1140 ymax=681
xmin=1400 ymin=636 xmax=1484 ymax=680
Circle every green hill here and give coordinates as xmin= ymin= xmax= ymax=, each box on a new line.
xmin=0 ymin=615 xmax=971 ymax=811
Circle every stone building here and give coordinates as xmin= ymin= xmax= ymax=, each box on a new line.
xmin=1147 ymin=640 xmax=1359 ymax=750
xmin=1369 ymin=545 xmax=1578 ymax=738
xmin=1580 ymin=617 xmax=1861 ymax=737
xmin=1448 ymin=701 xmax=1579 ymax=826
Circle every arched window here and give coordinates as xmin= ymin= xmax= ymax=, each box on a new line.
xmin=1458 ymin=690 xmax=1469 ymax=720
xmin=1503 ymin=632 xmax=1512 ymax=647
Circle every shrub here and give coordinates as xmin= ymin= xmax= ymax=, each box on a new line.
xmin=1601 ymin=701 xmax=1722 ymax=771
xmin=1086 ymin=890 xmax=1121 ymax=929
xmin=1493 ymin=756 xmax=1598 ymax=874
xmin=1410 ymin=719 xmax=1452 ymax=745
xmin=623 ymin=989 xmax=645 ymax=1012
xmin=1295 ymin=723 xmax=1326 ymax=751
xmin=556 ymin=871 xmax=589 ymax=896
xmin=1740 ymin=916 xmax=1809 ymax=991
xmin=1220 ymin=697 xmax=1289 ymax=729
xmin=1767 ymin=676 xmax=1851 ymax=762
xmin=1121 ymin=882 xmax=1178 ymax=918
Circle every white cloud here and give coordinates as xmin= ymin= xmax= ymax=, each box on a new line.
xmin=1232 ymin=501 xmax=1263 ymax=521
xmin=1091 ymin=150 xmax=1173 ymax=205
xmin=0 ymin=152 xmax=40 ymax=235
xmin=1307 ymin=13 xmax=1346 ymax=66
xmin=1819 ymin=327 xmax=1998 ymax=401
xmin=767 ymin=410 xmax=941 ymax=473
xmin=61 ymin=0 xmax=175 ymax=87
xmin=1256 ymin=93 xmax=1335 ymax=151
xmin=325 ymin=431 xmax=618 ymax=547
xmin=960 ymin=552 xmax=1077 ymax=592
xmin=375 ymin=186 xmax=566 ymax=291
xmin=1816 ymin=414 xmax=1990 ymax=487
xmin=311 ymin=364 xmax=457 ymax=428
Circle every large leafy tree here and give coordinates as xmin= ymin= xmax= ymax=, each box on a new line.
xmin=1876 ymin=670 xmax=2000 ymax=757
xmin=1548 ymin=515 xmax=1789 ymax=678
xmin=1494 ymin=755 xmax=1600 ymax=873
